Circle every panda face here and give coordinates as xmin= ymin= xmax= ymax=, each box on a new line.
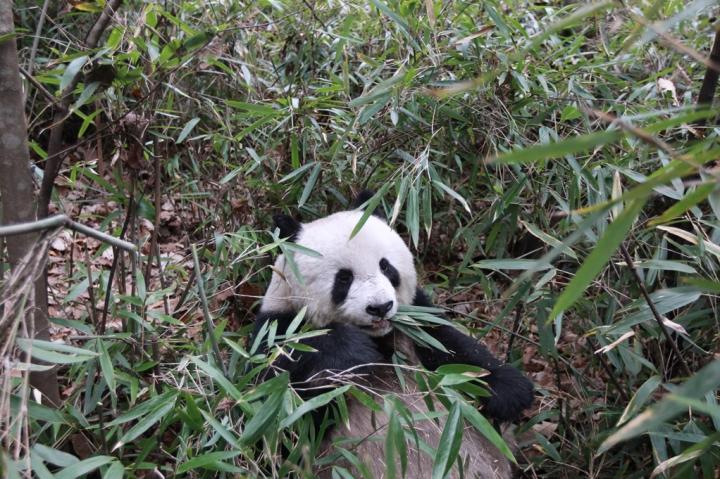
xmin=261 ymin=211 xmax=417 ymax=337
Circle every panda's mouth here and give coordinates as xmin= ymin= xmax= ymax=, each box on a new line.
xmin=359 ymin=318 xmax=390 ymax=331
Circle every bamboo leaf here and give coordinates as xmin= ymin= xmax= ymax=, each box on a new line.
xmin=490 ymin=130 xmax=622 ymax=165
xmin=55 ymin=456 xmax=114 ymax=479
xmin=349 ymin=183 xmax=391 ymax=240
xmin=60 ymin=56 xmax=88 ymax=91
xmin=598 ymin=360 xmax=720 ymax=453
xmin=177 ymin=117 xmax=201 ymax=143
xmin=551 ymin=198 xmax=646 ymax=319
xmin=280 ymin=385 xmax=350 ymax=428
xmin=432 ymin=400 xmax=463 ymax=479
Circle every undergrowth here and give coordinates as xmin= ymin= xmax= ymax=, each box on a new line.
xmin=2 ymin=0 xmax=720 ymax=477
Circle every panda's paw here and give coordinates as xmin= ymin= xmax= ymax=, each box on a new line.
xmin=483 ymin=364 xmax=534 ymax=422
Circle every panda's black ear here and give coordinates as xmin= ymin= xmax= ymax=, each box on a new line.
xmin=351 ymin=190 xmax=385 ymax=219
xmin=273 ymin=214 xmax=302 ymax=242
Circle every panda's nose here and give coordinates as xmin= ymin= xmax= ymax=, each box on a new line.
xmin=366 ymin=301 xmax=394 ymax=318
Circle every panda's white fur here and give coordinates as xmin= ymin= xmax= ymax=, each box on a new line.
xmin=261 ymin=211 xmax=416 ymax=334
xmin=256 ymin=205 xmax=529 ymax=478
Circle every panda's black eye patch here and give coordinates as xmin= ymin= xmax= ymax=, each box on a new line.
xmin=332 ymin=269 xmax=354 ymax=305
xmin=379 ymin=258 xmax=400 ymax=288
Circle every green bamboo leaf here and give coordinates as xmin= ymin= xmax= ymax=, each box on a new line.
xmin=15 ymin=338 xmax=98 ymax=364
xmin=55 ymin=456 xmax=114 ymax=479
xmin=598 ymin=360 xmax=720 ymax=454
xmin=30 ymin=451 xmax=54 ymax=479
xmin=226 ymin=100 xmax=280 ymax=116
xmin=177 ymin=117 xmax=201 ymax=143
xmin=607 ymin=286 xmax=702 ymax=334
xmin=624 ymin=260 xmax=697 ymax=274
xmin=11 ymin=396 xmax=67 ymax=424
xmin=551 ymin=198 xmax=646 ymax=320
xmin=97 ymin=340 xmax=116 ymax=395
xmin=432 ymin=180 xmax=471 ymax=213
xmin=199 ymin=409 xmax=241 ymax=448
xmin=135 ymin=269 xmax=146 ymax=302
xmin=105 ymin=27 xmax=123 ymax=50
xmin=177 ymin=451 xmax=243 ymax=474
xmin=280 ymin=385 xmax=350 ymax=428
xmin=649 ymin=182 xmax=716 ymax=225
xmin=432 ymin=401 xmax=463 ymax=479
xmin=113 ymin=397 xmax=176 ymax=448
xmin=191 ymin=357 xmax=243 ymax=401
xmin=298 ymin=163 xmax=321 ymax=207
xmin=490 ymin=130 xmax=622 ymax=165
xmin=357 ymin=95 xmax=390 ymax=124
xmin=279 ymin=161 xmax=316 ymax=183
xmin=240 ymin=379 xmax=287 ymax=444
xmin=406 ymin=183 xmax=419 ymax=247
xmin=106 ymin=390 xmax=177 ymax=427
xmin=520 ymin=220 xmax=578 ymax=260
xmin=617 ymin=375 xmax=662 ymax=426
xmin=384 ymin=408 xmax=400 ymax=479
xmin=459 ymin=402 xmax=515 ymax=461
xmin=102 ymin=461 xmax=125 ymax=479
xmin=473 ymin=259 xmax=553 ymax=271
xmin=650 ymin=432 xmax=720 ymax=479
xmin=64 ymin=277 xmax=89 ymax=303
xmin=369 ymin=0 xmax=420 ymax=49
xmin=60 ymin=55 xmax=88 ymax=91
xmin=32 ymin=444 xmax=78 ymax=467
xmin=349 ymin=183 xmax=391 ymax=240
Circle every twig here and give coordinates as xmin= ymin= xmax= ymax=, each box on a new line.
xmin=587 ymin=108 xmax=711 ymax=176
xmin=143 ymin=140 xmax=162 ymax=285
xmin=27 ymin=0 xmax=50 ymax=76
xmin=584 ymin=338 xmax=630 ymax=402
xmin=155 ymin=242 xmax=170 ymax=316
xmin=191 ymin=244 xmax=226 ymax=376
xmin=83 ymin=0 xmax=122 ymax=45
xmin=96 ymin=402 xmax=108 ymax=454
xmin=505 ymin=304 xmax=523 ymax=363
xmin=634 ymin=15 xmax=720 ymax=75
xmin=18 ymin=65 xmax=61 ymax=108
xmin=172 ymin=268 xmax=196 ymax=316
xmin=0 ymin=215 xmax=136 ymax=254
xmin=301 ymin=0 xmax=328 ymax=29
xmin=84 ymin=245 xmax=97 ymax=328
xmin=100 ymin=193 xmax=134 ymax=334
xmin=619 ymin=244 xmax=693 ymax=377
xmin=697 ymin=25 xmax=720 ymax=125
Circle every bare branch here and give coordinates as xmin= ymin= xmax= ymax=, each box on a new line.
xmin=619 ymin=244 xmax=693 ymax=378
xmin=0 ymin=214 xmax=137 ymax=254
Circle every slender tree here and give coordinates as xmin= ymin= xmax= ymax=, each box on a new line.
xmin=0 ymin=1 xmax=60 ymax=406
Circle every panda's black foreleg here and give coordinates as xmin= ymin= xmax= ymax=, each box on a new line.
xmin=253 ymin=311 xmax=384 ymax=394
xmin=412 ymin=289 xmax=534 ymax=422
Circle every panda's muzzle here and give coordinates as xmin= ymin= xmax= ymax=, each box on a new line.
xmin=366 ymin=301 xmax=394 ymax=318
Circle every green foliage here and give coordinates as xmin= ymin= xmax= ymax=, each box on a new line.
xmin=4 ymin=0 xmax=720 ymax=477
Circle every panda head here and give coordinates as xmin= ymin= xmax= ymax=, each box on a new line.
xmin=261 ymin=208 xmax=417 ymax=337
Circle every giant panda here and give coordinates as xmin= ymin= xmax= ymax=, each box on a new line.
xmin=253 ymin=193 xmax=534 ymax=478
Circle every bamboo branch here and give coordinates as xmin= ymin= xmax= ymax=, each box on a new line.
xmin=619 ymin=244 xmax=693 ymax=377
xmin=100 ymin=194 xmax=134 ymax=335
xmin=191 ymin=244 xmax=226 ymax=376
xmin=0 ymin=215 xmax=136 ymax=254
xmin=19 ymin=65 xmax=61 ymax=108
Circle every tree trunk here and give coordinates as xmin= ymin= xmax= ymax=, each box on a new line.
xmin=0 ymin=1 xmax=60 ymax=406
